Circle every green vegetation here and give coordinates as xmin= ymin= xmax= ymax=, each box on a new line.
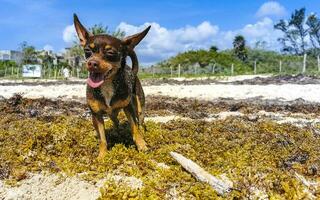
xmin=0 ymin=60 xmax=89 ymax=80
xmin=149 ymin=7 xmax=320 ymax=77
xmin=156 ymin=49 xmax=252 ymax=75
xmin=0 ymin=61 xmax=19 ymax=77
xmin=3 ymin=8 xmax=320 ymax=79
xmin=0 ymin=23 xmax=126 ymax=80
xmin=89 ymin=23 xmax=126 ymax=39
xmin=152 ymin=47 xmax=320 ymax=76
xmin=275 ymin=8 xmax=320 ymax=56
xmin=1 ymin=111 xmax=320 ymax=199
xmin=233 ymin=35 xmax=248 ymax=62
xmin=19 ymin=41 xmax=38 ymax=64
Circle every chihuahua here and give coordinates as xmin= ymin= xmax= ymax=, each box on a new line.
xmin=73 ymin=14 xmax=150 ymax=159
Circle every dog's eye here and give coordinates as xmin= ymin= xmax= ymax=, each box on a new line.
xmin=106 ymin=50 xmax=116 ymax=56
xmin=84 ymin=48 xmax=92 ymax=59
xmin=105 ymin=51 xmax=120 ymax=61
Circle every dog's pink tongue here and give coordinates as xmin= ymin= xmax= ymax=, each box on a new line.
xmin=87 ymin=73 xmax=104 ymax=88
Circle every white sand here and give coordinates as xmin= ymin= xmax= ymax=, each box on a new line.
xmin=0 ymin=173 xmax=103 ymax=200
xmin=0 ymin=172 xmax=143 ymax=200
xmin=1 ymin=83 xmax=320 ymax=102
xmin=144 ymin=84 xmax=320 ymax=102
xmin=0 ymin=75 xmax=268 ymax=84
xmin=146 ymin=111 xmax=320 ymax=127
xmin=0 ymin=84 xmax=85 ymax=100
xmin=171 ymin=74 xmax=271 ymax=82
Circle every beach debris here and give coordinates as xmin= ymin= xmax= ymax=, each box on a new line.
xmin=170 ymin=151 xmax=233 ymax=196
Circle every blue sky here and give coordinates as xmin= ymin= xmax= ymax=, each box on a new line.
xmin=0 ymin=0 xmax=319 ymax=65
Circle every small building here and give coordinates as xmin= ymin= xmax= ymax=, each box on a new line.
xmin=37 ymin=50 xmax=66 ymax=66
xmin=0 ymin=50 xmax=23 ymax=64
xmin=63 ymin=47 xmax=85 ymax=68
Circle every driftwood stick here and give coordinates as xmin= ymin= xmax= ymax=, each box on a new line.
xmin=295 ymin=172 xmax=319 ymax=188
xmin=294 ymin=172 xmax=317 ymax=199
xmin=170 ymin=151 xmax=232 ymax=196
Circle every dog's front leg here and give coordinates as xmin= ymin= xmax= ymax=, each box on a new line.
xmin=92 ymin=113 xmax=107 ymax=159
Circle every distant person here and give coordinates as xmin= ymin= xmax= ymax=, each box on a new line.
xmin=62 ymin=67 xmax=70 ymax=80
xmin=76 ymin=68 xmax=80 ymax=78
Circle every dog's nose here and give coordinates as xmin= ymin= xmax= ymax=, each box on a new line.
xmin=87 ymin=60 xmax=100 ymax=70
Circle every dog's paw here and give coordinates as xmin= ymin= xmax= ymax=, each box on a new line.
xmin=97 ymin=143 xmax=108 ymax=160
xmin=97 ymin=151 xmax=107 ymax=161
xmin=138 ymin=145 xmax=148 ymax=152
xmin=136 ymin=141 xmax=148 ymax=152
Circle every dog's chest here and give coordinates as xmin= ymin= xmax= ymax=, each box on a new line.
xmin=100 ymin=84 xmax=114 ymax=107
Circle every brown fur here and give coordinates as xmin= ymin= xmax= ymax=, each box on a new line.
xmin=73 ymin=14 xmax=151 ymax=159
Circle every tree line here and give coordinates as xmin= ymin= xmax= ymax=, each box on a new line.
xmin=158 ymin=7 xmax=320 ymax=75
xmin=275 ymin=8 xmax=320 ymax=56
xmin=232 ymin=7 xmax=320 ymax=62
xmin=0 ymin=24 xmax=125 ymax=77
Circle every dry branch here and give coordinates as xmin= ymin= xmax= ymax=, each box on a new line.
xmin=170 ymin=151 xmax=233 ymax=196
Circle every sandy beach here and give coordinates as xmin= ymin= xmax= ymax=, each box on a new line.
xmin=1 ymin=75 xmax=320 ymax=102
xmin=1 ymin=83 xmax=320 ymax=102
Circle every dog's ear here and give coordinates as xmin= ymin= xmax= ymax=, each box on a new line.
xmin=122 ymin=25 xmax=151 ymax=50
xmin=73 ymin=14 xmax=92 ymax=46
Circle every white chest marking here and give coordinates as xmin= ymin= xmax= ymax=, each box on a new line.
xmin=101 ymin=84 xmax=114 ymax=107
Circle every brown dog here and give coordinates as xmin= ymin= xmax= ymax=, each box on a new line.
xmin=73 ymin=14 xmax=150 ymax=159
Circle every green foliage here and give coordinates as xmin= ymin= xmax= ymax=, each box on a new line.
xmin=69 ymin=44 xmax=84 ymax=58
xmin=112 ymin=29 xmax=126 ymax=39
xmin=307 ymin=14 xmax=320 ymax=50
xmin=158 ymin=49 xmax=251 ymax=75
xmin=0 ymin=60 xmax=17 ymax=70
xmin=0 ymin=60 xmax=18 ymax=77
xmin=233 ymin=35 xmax=248 ymax=61
xmin=90 ymin=23 xmax=109 ymax=35
xmin=274 ymin=8 xmax=320 ymax=55
xmin=89 ymin=24 xmax=125 ymax=39
xmin=245 ymin=48 xmax=304 ymax=74
xmin=288 ymin=8 xmax=308 ymax=54
xmin=209 ymin=45 xmax=219 ymax=52
xmin=19 ymin=41 xmax=38 ymax=64
xmin=37 ymin=52 xmax=54 ymax=73
xmin=149 ymin=45 xmax=320 ymax=76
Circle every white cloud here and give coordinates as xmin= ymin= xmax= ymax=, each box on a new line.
xmin=43 ymin=44 xmax=53 ymax=51
xmin=62 ymin=17 xmax=283 ymax=65
xmin=219 ymin=17 xmax=283 ymax=50
xmin=117 ymin=21 xmax=219 ymax=64
xmin=63 ymin=25 xmax=77 ymax=44
xmin=256 ymin=1 xmax=286 ymax=18
xmin=116 ymin=18 xmax=282 ymax=65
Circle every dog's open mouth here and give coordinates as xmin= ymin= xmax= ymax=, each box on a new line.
xmin=87 ymin=72 xmax=104 ymax=88
xmin=87 ymin=70 xmax=112 ymax=88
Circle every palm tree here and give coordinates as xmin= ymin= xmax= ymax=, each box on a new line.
xmin=89 ymin=24 xmax=125 ymax=39
xmin=19 ymin=41 xmax=38 ymax=64
xmin=233 ymin=35 xmax=248 ymax=61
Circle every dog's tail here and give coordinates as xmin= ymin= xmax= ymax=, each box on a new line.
xmin=128 ymin=49 xmax=139 ymax=75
